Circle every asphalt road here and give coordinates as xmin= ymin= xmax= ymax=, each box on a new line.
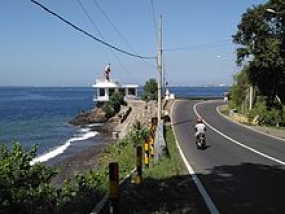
xmin=171 ymin=99 xmax=285 ymax=214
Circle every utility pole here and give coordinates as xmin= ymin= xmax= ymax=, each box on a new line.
xmin=249 ymin=85 xmax=253 ymax=110
xmin=157 ymin=15 xmax=162 ymax=124
xmin=154 ymin=15 xmax=163 ymax=163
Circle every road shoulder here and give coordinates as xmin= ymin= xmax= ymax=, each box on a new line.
xmin=217 ymin=103 xmax=285 ymax=142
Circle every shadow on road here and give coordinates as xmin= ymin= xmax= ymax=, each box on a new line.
xmin=199 ymin=162 xmax=285 ymax=213
xmin=172 ymin=119 xmax=193 ymax=126
xmin=111 ymin=163 xmax=285 ymax=213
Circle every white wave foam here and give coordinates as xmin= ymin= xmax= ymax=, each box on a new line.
xmin=79 ymin=127 xmax=90 ymax=132
xmin=30 ymin=129 xmax=98 ymax=165
xmin=86 ymin=123 xmax=103 ymax=128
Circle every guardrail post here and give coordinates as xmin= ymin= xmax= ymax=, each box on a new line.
xmin=136 ymin=145 xmax=143 ymax=184
xmin=149 ymin=131 xmax=154 ymax=159
xmin=151 ymin=117 xmax=158 ymax=132
xmin=109 ymin=162 xmax=119 ymax=214
xmin=144 ymin=137 xmax=150 ymax=168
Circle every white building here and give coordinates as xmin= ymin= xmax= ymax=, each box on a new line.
xmin=92 ymin=78 xmax=139 ymax=102
xmin=165 ymin=88 xmax=175 ymax=100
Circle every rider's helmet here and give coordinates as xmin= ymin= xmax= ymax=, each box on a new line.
xmin=197 ymin=117 xmax=203 ymax=123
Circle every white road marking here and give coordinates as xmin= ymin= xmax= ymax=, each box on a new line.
xmin=171 ymin=100 xmax=220 ymax=214
xmin=216 ymin=105 xmax=285 ymax=142
xmin=194 ymin=102 xmax=285 ymax=166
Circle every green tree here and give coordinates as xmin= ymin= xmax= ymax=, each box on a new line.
xmin=0 ymin=143 xmax=108 ymax=213
xmin=143 ymin=78 xmax=158 ymax=101
xmin=232 ymin=0 xmax=285 ymax=104
xmin=102 ymin=102 xmax=115 ymax=119
xmin=229 ymin=67 xmax=250 ymax=109
xmin=0 ymin=144 xmax=58 ymax=213
xmin=102 ymin=91 xmax=126 ymax=119
xmin=129 ymin=121 xmax=149 ymax=147
xmin=109 ymin=91 xmax=126 ymax=113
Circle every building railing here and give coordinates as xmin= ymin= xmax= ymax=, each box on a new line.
xmin=95 ymin=78 xmax=120 ymax=85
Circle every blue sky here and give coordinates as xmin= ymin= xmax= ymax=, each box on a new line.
xmin=0 ymin=0 xmax=267 ymax=87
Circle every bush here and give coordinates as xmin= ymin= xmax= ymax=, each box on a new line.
xmin=0 ymin=143 xmax=109 ymax=214
xmin=101 ymin=92 xmax=126 ymax=119
xmin=0 ymin=144 xmax=58 ymax=214
xmin=109 ymin=91 xmax=126 ymax=113
xmin=0 ymin=119 xmax=154 ymax=213
xmin=102 ymin=102 xmax=115 ymax=119
xmin=248 ymin=98 xmax=280 ymax=126
xmin=128 ymin=121 xmax=150 ymax=147
xmin=143 ymin=78 xmax=158 ymax=101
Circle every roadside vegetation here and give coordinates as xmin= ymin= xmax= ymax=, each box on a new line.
xmin=117 ymin=125 xmax=204 ymax=214
xmin=0 ymin=121 xmax=198 ymax=214
xmin=229 ymin=0 xmax=285 ymax=127
xmin=142 ymin=78 xmax=158 ymax=101
xmin=97 ymin=91 xmax=127 ymax=120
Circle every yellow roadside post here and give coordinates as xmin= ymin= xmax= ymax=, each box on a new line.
xmin=151 ymin=117 xmax=158 ymax=132
xmin=149 ymin=131 xmax=154 ymax=159
xmin=144 ymin=136 xmax=150 ymax=168
xmin=135 ymin=145 xmax=143 ymax=184
xmin=109 ymin=162 xmax=119 ymax=214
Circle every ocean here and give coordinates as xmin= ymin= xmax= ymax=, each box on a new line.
xmin=0 ymin=86 xmax=229 ymax=164
xmin=169 ymin=86 xmax=229 ymax=98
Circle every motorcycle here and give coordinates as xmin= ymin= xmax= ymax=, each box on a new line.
xmin=196 ymin=133 xmax=206 ymax=149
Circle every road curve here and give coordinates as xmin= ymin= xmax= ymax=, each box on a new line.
xmin=171 ymin=99 xmax=285 ymax=214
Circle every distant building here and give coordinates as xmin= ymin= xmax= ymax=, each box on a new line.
xmin=165 ymin=88 xmax=175 ymax=100
xmin=92 ymin=78 xmax=139 ymax=102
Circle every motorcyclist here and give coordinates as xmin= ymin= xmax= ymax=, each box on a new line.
xmin=194 ymin=117 xmax=206 ymax=142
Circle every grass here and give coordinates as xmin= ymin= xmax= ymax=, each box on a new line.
xmin=60 ymin=124 xmax=207 ymax=213
xmin=97 ymin=125 xmax=208 ymax=214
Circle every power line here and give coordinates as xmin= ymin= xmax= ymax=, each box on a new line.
xmin=92 ymin=0 xmax=138 ymax=55
xmin=31 ymin=0 xmax=156 ymax=60
xmin=163 ymin=40 xmax=232 ymax=52
xmin=76 ymin=0 xmax=102 ymax=37
xmin=92 ymin=0 xmax=157 ymax=70
xmin=76 ymin=0 xmax=139 ymax=82
xmin=149 ymin=0 xmax=158 ymax=42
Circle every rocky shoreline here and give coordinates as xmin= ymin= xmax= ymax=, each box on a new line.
xmin=51 ymin=100 xmax=157 ymax=186
xmin=69 ymin=107 xmax=107 ymax=125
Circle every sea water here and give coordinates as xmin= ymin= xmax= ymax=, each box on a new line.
xmin=0 ymin=87 xmax=97 ymax=164
xmin=0 ymin=86 xmax=229 ymax=164
xmin=169 ymin=86 xmax=229 ymax=98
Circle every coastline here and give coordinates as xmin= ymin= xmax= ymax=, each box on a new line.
xmin=49 ymin=99 xmax=157 ymax=186
xmin=47 ymin=124 xmax=117 ymax=186
xmin=49 ymin=138 xmax=112 ymax=186
xmin=50 ymin=99 xmax=284 ymax=186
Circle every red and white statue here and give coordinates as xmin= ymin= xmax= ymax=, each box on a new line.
xmin=104 ymin=63 xmax=111 ymax=81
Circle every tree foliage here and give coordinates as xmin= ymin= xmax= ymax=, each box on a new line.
xmin=229 ymin=67 xmax=250 ymax=109
xmin=143 ymin=78 xmax=158 ymax=101
xmin=102 ymin=91 xmax=126 ymax=119
xmin=0 ymin=143 xmax=108 ymax=213
xmin=109 ymin=91 xmax=126 ymax=113
xmin=232 ymin=0 xmax=285 ymax=104
xmin=0 ymin=144 xmax=58 ymax=213
xmin=129 ymin=121 xmax=150 ymax=147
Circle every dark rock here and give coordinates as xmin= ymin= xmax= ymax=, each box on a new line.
xmin=69 ymin=108 xmax=108 ymax=126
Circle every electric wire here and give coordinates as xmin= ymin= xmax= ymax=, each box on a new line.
xmin=31 ymin=0 xmax=156 ymax=60
xmin=76 ymin=0 xmax=102 ymax=37
xmin=148 ymin=0 xmax=159 ymax=70
xmin=92 ymin=0 xmax=157 ymax=71
xmin=92 ymin=0 xmax=138 ymax=55
xmin=76 ymin=0 xmax=138 ymax=82
xmin=149 ymin=0 xmax=158 ymax=42
xmin=164 ymin=40 xmax=232 ymax=52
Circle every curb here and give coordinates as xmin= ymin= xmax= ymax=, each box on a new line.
xmin=90 ymin=169 xmax=136 ymax=214
xmin=216 ymin=104 xmax=285 ymax=142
